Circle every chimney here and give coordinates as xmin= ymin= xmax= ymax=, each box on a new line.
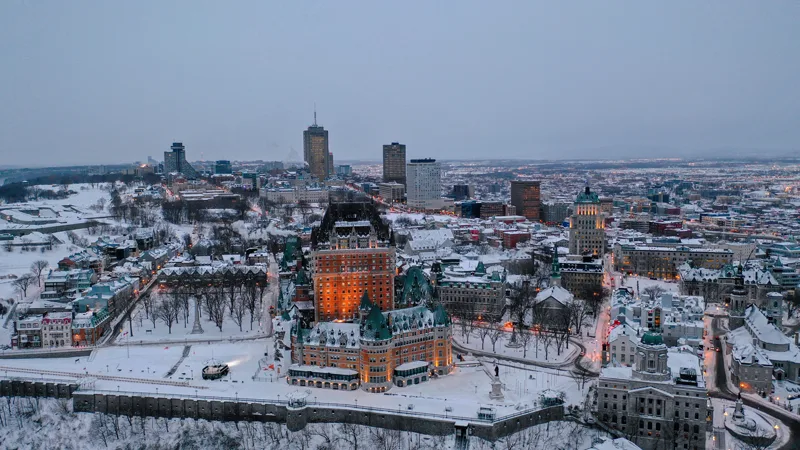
xmin=795 ymin=333 xmax=799 ymax=346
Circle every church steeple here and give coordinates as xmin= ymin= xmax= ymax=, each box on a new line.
xmin=550 ymin=244 xmax=561 ymax=287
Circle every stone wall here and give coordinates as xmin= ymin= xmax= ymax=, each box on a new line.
xmin=73 ymin=392 xmax=564 ymax=440
xmin=0 ymin=379 xmax=78 ymax=398
xmin=0 ymin=349 xmax=93 ymax=359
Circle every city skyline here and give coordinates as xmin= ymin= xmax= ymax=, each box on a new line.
xmin=1 ymin=1 xmax=799 ymax=166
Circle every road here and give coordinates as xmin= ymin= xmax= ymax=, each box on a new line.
xmin=708 ymin=317 xmax=800 ymax=450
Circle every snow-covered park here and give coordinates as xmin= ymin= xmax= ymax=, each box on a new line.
xmin=453 ymin=327 xmax=578 ymax=365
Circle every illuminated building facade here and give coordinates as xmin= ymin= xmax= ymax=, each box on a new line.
xmin=569 ymin=186 xmax=606 ymax=257
xmin=310 ymin=200 xmax=395 ymax=322
xmin=289 ymin=300 xmax=453 ymax=392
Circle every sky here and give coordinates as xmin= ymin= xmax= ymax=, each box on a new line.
xmin=0 ymin=1 xmax=798 ymax=167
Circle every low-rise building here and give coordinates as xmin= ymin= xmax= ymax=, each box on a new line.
xmin=597 ymin=332 xmax=709 ymax=450
xmin=614 ymin=244 xmax=733 ymax=279
xmin=436 ymin=262 xmax=506 ymax=317
xmin=12 ymin=314 xmax=43 ymax=349
xmin=378 ymin=182 xmax=405 ymax=203
xmin=559 ymin=254 xmax=603 ymax=297
xmin=41 ymin=312 xmax=72 ymax=348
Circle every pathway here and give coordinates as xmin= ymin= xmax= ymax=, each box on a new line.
xmin=165 ymin=345 xmax=192 ymax=378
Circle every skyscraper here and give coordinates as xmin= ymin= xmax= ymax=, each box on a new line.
xmin=303 ymin=112 xmax=329 ymax=181
xmin=163 ymin=142 xmax=198 ymax=178
xmin=328 ymin=152 xmax=334 ymax=178
xmin=568 ymin=186 xmax=606 ymax=257
xmin=510 ymin=180 xmax=541 ymax=221
xmin=406 ymin=158 xmax=441 ymax=210
xmin=382 ymin=142 xmax=406 ymax=185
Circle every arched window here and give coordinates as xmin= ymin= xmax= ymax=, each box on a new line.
xmin=693 ymin=425 xmax=699 ymax=434
xmin=683 ymin=423 xmax=689 ymax=432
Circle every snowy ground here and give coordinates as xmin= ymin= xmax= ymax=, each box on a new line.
xmin=0 ymin=335 xmax=585 ymax=423
xmin=454 ymin=328 xmax=577 ymax=365
xmin=115 ymin=297 xmax=272 ymax=345
xmin=709 ymin=397 xmax=789 ymax=450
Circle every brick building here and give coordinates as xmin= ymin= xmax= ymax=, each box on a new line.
xmin=310 ymin=200 xmax=395 ymax=322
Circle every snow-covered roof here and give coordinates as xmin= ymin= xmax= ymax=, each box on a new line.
xmin=534 ymin=285 xmax=574 ymax=306
xmin=744 ymin=306 xmax=791 ymax=346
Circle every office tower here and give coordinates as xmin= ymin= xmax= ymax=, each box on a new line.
xmin=569 ymin=186 xmax=606 ymax=257
xmin=406 ymin=158 xmax=441 ymax=210
xmin=451 ymin=184 xmax=472 ymax=201
xmin=328 ymin=152 xmax=334 ymax=178
xmin=303 ymin=112 xmax=329 ymax=181
xmin=510 ymin=180 xmax=541 ymax=221
xmin=382 ymin=142 xmax=406 ymax=185
xmin=214 ymin=160 xmax=232 ymax=175
xmin=310 ymin=200 xmax=395 ymax=322
xmin=163 ymin=142 xmax=198 ymax=178
xmin=336 ymin=165 xmax=352 ymax=177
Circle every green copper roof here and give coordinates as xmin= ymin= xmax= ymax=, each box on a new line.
xmin=474 ymin=261 xmax=486 ymax=275
xmin=295 ymin=268 xmax=309 ymax=285
xmin=401 ymin=266 xmax=433 ymax=305
xmin=362 ymin=304 xmax=391 ymax=340
xmin=575 ymin=186 xmax=600 ymax=204
xmin=433 ymin=303 xmax=450 ymax=326
xmin=359 ymin=291 xmax=373 ymax=310
xmin=281 ymin=310 xmax=291 ymax=321
xmin=641 ymin=332 xmax=663 ymax=346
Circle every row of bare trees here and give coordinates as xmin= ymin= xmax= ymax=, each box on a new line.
xmin=145 ymin=275 xmax=268 ymax=333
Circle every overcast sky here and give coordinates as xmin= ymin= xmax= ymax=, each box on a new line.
xmin=1 ymin=1 xmax=798 ymax=166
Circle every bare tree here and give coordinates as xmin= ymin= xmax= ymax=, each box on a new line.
xmin=230 ymin=293 xmax=247 ymax=332
xmin=369 ymin=427 xmax=403 ymax=450
xmin=519 ymin=327 xmax=534 ymax=358
xmin=337 ymin=422 xmax=365 ymax=450
xmin=489 ymin=321 xmax=504 ymax=353
xmin=309 ymin=423 xmax=340 ymax=450
xmin=540 ymin=330 xmax=554 ymax=360
xmin=568 ymin=298 xmax=589 ymax=337
xmin=528 ymin=304 xmax=548 ymax=358
xmin=30 ymin=260 xmax=49 ymax=287
xmin=143 ymin=292 xmax=156 ymax=325
xmin=643 ymin=285 xmax=666 ymax=302
xmin=478 ymin=323 xmax=493 ymax=350
xmin=242 ymin=282 xmax=260 ymax=330
xmin=155 ymin=295 xmax=180 ymax=334
xmin=12 ymin=274 xmax=34 ymax=299
xmin=203 ymin=284 xmax=227 ymax=332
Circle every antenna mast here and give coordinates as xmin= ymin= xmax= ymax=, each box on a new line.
xmin=313 ymin=103 xmax=317 ymax=126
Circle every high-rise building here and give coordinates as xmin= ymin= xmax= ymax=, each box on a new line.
xmin=336 ymin=165 xmax=352 ymax=177
xmin=382 ymin=142 xmax=406 ymax=185
xmin=163 ymin=142 xmax=198 ymax=178
xmin=510 ymin=181 xmax=541 ymax=221
xmin=310 ymin=200 xmax=395 ymax=322
xmin=214 ymin=160 xmax=232 ymax=175
xmin=569 ymin=186 xmax=606 ymax=257
xmin=303 ymin=113 xmax=329 ymax=181
xmin=406 ymin=158 xmax=441 ymax=210
xmin=451 ymin=184 xmax=472 ymax=201
xmin=328 ymin=152 xmax=334 ymax=178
